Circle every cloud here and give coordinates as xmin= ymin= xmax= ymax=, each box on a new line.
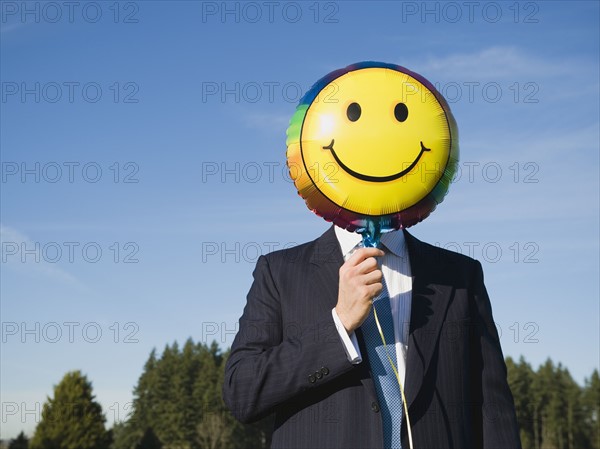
xmin=242 ymin=111 xmax=290 ymax=130
xmin=464 ymin=121 xmax=600 ymax=160
xmin=0 ymin=224 xmax=87 ymax=289
xmin=0 ymin=22 xmax=25 ymax=34
xmin=409 ymin=46 xmax=590 ymax=80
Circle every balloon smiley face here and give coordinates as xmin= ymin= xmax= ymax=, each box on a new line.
xmin=286 ymin=62 xmax=459 ymax=231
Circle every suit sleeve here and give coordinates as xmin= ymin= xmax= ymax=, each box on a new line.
xmin=470 ymin=260 xmax=522 ymax=449
xmin=222 ymin=254 xmax=356 ymax=423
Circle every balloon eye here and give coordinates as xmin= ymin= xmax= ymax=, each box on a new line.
xmin=394 ymin=103 xmax=409 ymax=122
xmin=346 ymin=102 xmax=361 ymax=122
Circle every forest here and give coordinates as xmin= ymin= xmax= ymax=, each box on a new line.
xmin=5 ymin=339 xmax=599 ymax=449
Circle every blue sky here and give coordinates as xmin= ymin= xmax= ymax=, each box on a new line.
xmin=1 ymin=0 xmax=598 ymax=440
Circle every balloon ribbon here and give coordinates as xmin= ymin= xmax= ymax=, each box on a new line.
xmin=359 ymin=218 xmax=414 ymax=449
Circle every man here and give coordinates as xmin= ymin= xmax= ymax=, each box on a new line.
xmin=222 ymin=224 xmax=521 ymax=448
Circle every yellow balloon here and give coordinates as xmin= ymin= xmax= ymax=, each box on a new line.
xmin=286 ymin=62 xmax=459 ymax=232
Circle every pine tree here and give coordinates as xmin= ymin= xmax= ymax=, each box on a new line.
xmin=175 ymin=338 xmax=203 ymax=446
xmin=113 ymin=340 xmax=271 ymax=449
xmin=531 ymin=358 xmax=556 ymax=449
xmin=556 ymin=365 xmax=588 ymax=449
xmin=547 ymin=363 xmax=569 ymax=449
xmin=109 ymin=420 xmax=141 ymax=449
xmin=132 ymin=348 xmax=158 ymax=426
xmin=135 ymin=428 xmax=162 ymax=449
xmin=8 ymin=431 xmax=29 ymax=449
xmin=506 ymin=356 xmax=535 ymax=448
xmin=113 ymin=344 xmax=598 ymax=449
xmin=194 ymin=342 xmax=231 ymax=449
xmin=29 ymin=371 xmax=111 ymax=449
xmin=130 ymin=348 xmax=160 ymax=447
xmin=584 ymin=370 xmax=600 ymax=449
xmin=153 ymin=342 xmax=185 ymax=446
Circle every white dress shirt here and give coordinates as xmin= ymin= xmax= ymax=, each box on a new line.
xmin=331 ymin=226 xmax=413 ymax=386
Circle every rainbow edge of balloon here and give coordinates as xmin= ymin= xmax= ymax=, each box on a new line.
xmin=286 ymin=61 xmax=460 ymax=240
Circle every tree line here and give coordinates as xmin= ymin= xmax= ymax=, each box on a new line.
xmin=6 ymin=339 xmax=599 ymax=449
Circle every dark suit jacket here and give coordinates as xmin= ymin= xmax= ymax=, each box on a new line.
xmin=223 ymin=226 xmax=521 ymax=449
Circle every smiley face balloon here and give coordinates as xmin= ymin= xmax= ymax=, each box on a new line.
xmin=286 ymin=61 xmax=459 ymax=238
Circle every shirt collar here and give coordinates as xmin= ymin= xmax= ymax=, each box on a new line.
xmin=334 ymin=226 xmax=406 ymax=258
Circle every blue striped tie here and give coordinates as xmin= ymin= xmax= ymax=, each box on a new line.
xmin=361 ymin=262 xmax=403 ymax=449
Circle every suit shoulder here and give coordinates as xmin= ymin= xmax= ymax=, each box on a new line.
xmin=261 ymin=238 xmax=318 ymax=266
xmin=410 ymin=235 xmax=481 ymax=271
xmin=261 ymin=227 xmax=341 ymax=271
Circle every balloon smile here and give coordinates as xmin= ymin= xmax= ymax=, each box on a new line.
xmin=322 ymin=139 xmax=431 ymax=182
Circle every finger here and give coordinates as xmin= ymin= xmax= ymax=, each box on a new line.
xmin=367 ymin=282 xmax=383 ymax=298
xmin=362 ymin=269 xmax=383 ymax=285
xmin=354 ymin=256 xmax=383 ymax=275
xmin=346 ymin=247 xmax=385 ymax=266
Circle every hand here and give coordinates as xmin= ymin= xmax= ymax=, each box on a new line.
xmin=335 ymin=247 xmax=385 ymax=334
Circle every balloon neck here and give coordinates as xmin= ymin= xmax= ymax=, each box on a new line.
xmin=359 ymin=219 xmax=383 ymax=248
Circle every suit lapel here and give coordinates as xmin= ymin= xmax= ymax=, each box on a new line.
xmin=307 ymin=226 xmax=455 ymax=410
xmin=309 ymin=227 xmax=380 ymax=401
xmin=308 ymin=226 xmax=345 ymax=312
xmin=403 ymin=230 xmax=454 ymax=409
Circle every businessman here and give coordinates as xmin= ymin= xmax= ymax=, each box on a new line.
xmin=222 ymin=224 xmax=521 ymax=449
